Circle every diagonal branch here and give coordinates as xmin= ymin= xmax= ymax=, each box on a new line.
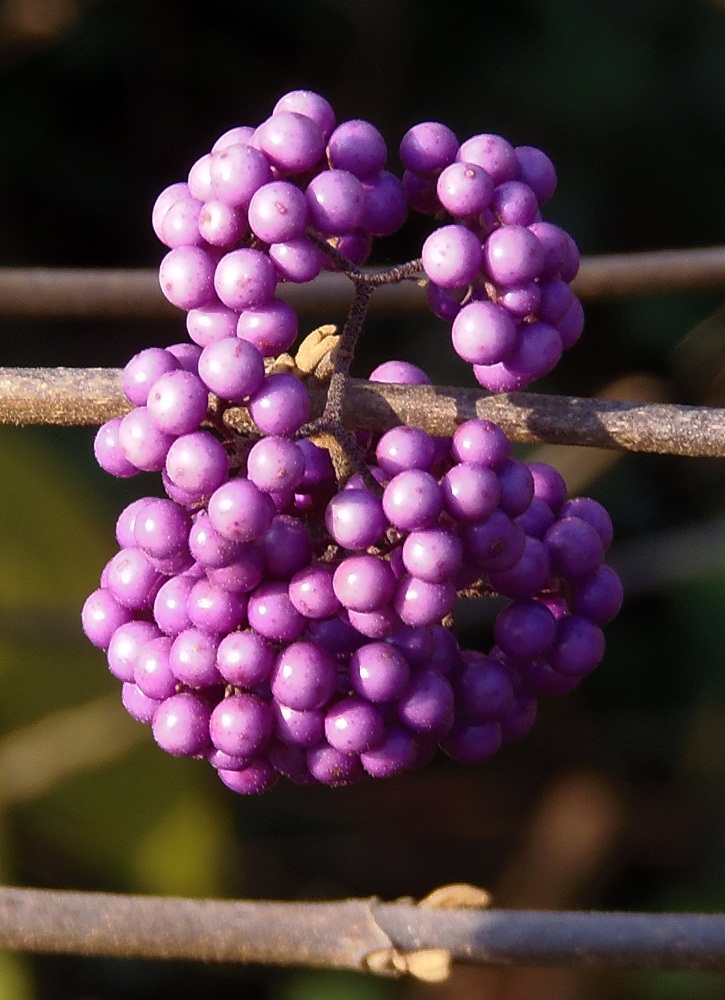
xmin=2 ymin=366 xmax=725 ymax=459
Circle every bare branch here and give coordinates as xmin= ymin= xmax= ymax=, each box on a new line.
xmin=0 ymin=886 xmax=724 ymax=972
xmin=0 ymin=246 xmax=724 ymax=319
xmin=2 ymin=366 xmax=725 ymax=459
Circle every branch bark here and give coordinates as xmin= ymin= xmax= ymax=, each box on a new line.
xmin=0 ymin=886 xmax=724 ymax=972
xmin=0 ymin=245 xmax=724 ymax=319
xmin=2 ymin=366 xmax=725 ymax=459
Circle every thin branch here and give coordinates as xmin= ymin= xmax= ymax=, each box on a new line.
xmin=0 ymin=887 xmax=723 ymax=972
xmin=0 ymin=246 xmax=724 ymax=320
xmin=2 ymin=366 xmax=725 ymax=459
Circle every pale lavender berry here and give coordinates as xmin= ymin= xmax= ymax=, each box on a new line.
xmin=170 ymin=628 xmax=222 ymax=687
xmin=209 ymin=693 xmax=273 ymax=757
xmin=217 ymin=760 xmax=279 ymax=794
xmin=421 ymin=224 xmax=483 ymax=288
xmin=306 ymin=745 xmax=362 ymax=787
xmin=118 ymin=407 xmax=175 ymax=473
xmin=146 ymin=370 xmax=209 ymax=436
xmin=349 ymin=642 xmax=411 ymax=702
xmin=483 ymin=225 xmax=545 ymax=286
xmin=217 ymin=629 xmax=276 ymax=687
xmin=288 ymin=564 xmax=340 ymax=620
xmin=382 ymin=470 xmax=443 ymax=531
xmin=376 ymin=426 xmax=436 ymax=476
xmin=186 ymin=302 xmax=240 ymax=348
xmin=333 ymin=554 xmax=397 ymax=613
xmin=255 ymin=112 xmax=325 ymax=174
xmin=457 ymin=134 xmax=518 ymax=185
xmin=441 ymin=463 xmax=501 ymax=522
xmin=452 ymin=300 xmax=518 ymax=366
xmin=437 ymin=161 xmax=494 ymax=217
xmin=187 ymin=579 xmax=246 ymax=634
xmin=123 ymin=347 xmax=181 ymax=406
xmin=268 ymin=237 xmax=324 ymax=283
xmin=402 ymin=528 xmax=463 ymax=583
xmin=236 ymin=299 xmax=298 ymax=357
xmin=500 ymin=282 xmax=541 ymax=318
xmin=273 ymin=90 xmax=336 ymax=141
xmin=325 ymin=696 xmax=385 ymax=754
xmin=393 ymin=576 xmax=456 ymax=626
xmin=206 ymin=546 xmax=265 ymax=594
xmin=247 ymin=582 xmax=307 ymax=642
xmin=214 ymin=248 xmax=277 ymax=310
xmin=209 ymin=142 xmax=273 ymax=208
xmin=82 ymin=588 xmax=133 ymax=649
xmin=305 ymin=169 xmax=365 ymax=235
xmin=491 ymin=181 xmax=539 ymax=226
xmin=346 ymin=607 xmax=401 ymax=640
xmin=361 ymin=726 xmax=418 ymax=778
xmin=528 ymin=221 xmax=569 ymax=278
xmin=207 ymin=478 xmax=275 ymax=543
xmin=153 ymin=574 xmax=196 ymax=636
xmin=327 ymin=119 xmax=387 ymax=178
xmin=452 ymin=418 xmax=512 ymax=467
xmin=515 ymin=145 xmax=557 ymax=204
xmin=248 ymin=373 xmax=310 ymax=436
xmin=133 ymin=498 xmax=191 ymax=560
xmin=152 ymin=182 xmax=190 ymax=242
xmin=158 ymin=196 xmax=203 ymax=248
xmin=107 ymin=620 xmax=162 ymax=682
xmin=197 ymin=199 xmax=248 ymax=247
xmin=369 ymin=360 xmax=431 ymax=384
xmin=152 ymin=692 xmax=211 ymax=756
xmin=122 ymin=683 xmax=162 ymax=725
xmin=248 ymin=181 xmax=309 ymax=243
xmin=211 ymin=126 xmax=255 ymax=153
xmin=167 ymin=342 xmax=202 ymax=372
xmin=134 ymin=636 xmax=177 ymax=700
xmin=94 ymin=418 xmax=138 ymax=478
xmin=105 ymin=547 xmax=161 ymax=610
xmin=473 ymin=321 xmax=563 ymax=393
xmin=273 ymin=704 xmax=325 ymax=749
xmin=198 ymin=337 xmax=265 ymax=400
xmin=165 ymin=430 xmax=229 ymax=498
xmin=247 ymin=437 xmax=305 ymax=493
xmin=187 ymin=511 xmax=242 ymax=568
xmin=400 ymin=121 xmax=458 ymax=176
xmin=159 ymin=246 xmax=216 ymax=310
xmin=271 ymin=640 xmax=337 ymax=710
xmin=187 ymin=153 xmax=214 ymax=200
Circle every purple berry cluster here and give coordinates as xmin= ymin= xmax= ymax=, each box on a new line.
xmin=401 ymin=123 xmax=583 ymax=391
xmin=82 ymin=90 xmax=621 ymax=794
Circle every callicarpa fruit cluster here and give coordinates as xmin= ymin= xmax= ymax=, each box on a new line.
xmin=82 ymin=89 xmax=622 ymax=793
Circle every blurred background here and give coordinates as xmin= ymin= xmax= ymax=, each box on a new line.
xmin=3 ymin=0 xmax=725 ymax=997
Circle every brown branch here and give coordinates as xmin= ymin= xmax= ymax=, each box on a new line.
xmin=0 ymin=887 xmax=724 ymax=972
xmin=0 ymin=246 xmax=724 ymax=319
xmin=2 ymin=366 xmax=725 ymax=459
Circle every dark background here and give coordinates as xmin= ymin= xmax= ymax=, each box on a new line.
xmin=3 ymin=1 xmax=725 ymax=997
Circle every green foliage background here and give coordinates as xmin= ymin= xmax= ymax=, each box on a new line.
xmin=3 ymin=1 xmax=725 ymax=996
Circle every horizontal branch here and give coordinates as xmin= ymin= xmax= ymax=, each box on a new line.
xmin=0 ymin=246 xmax=724 ymax=320
xmin=2 ymin=366 xmax=725 ymax=458
xmin=0 ymin=886 xmax=724 ymax=973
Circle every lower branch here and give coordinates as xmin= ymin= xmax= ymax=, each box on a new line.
xmin=0 ymin=886 xmax=724 ymax=972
